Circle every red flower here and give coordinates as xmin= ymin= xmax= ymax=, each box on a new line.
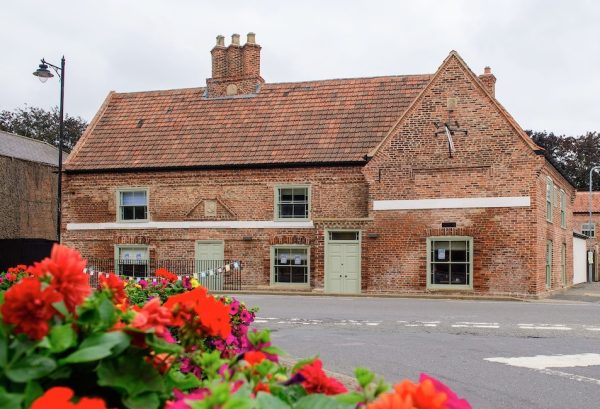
xmin=132 ymin=298 xmax=174 ymax=341
xmin=5 ymin=273 xmax=17 ymax=281
xmin=1 ymin=277 xmax=62 ymax=339
xmin=253 ymin=382 xmax=271 ymax=394
xmin=165 ymin=287 xmax=231 ymax=339
xmin=367 ymin=379 xmax=448 ymax=409
xmin=99 ymin=273 xmax=126 ymax=304
xmin=31 ymin=387 xmax=106 ymax=409
xmin=244 ymin=351 xmax=267 ymax=365
xmin=298 ymin=359 xmax=347 ymax=395
xmin=156 ymin=268 xmax=178 ymax=283
xmin=29 ymin=244 xmax=91 ymax=312
xmin=419 ymin=374 xmax=472 ymax=409
xmin=7 ymin=264 xmax=28 ymax=274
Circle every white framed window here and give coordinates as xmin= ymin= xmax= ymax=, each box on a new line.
xmin=271 ymin=245 xmax=309 ymax=285
xmin=546 ymin=178 xmax=553 ymax=222
xmin=274 ymin=185 xmax=310 ymax=220
xmin=582 ymin=223 xmax=595 ymax=238
xmin=117 ymin=188 xmax=148 ymax=222
xmin=426 ymin=237 xmax=473 ymax=290
xmin=114 ymin=245 xmax=149 ymax=277
xmin=546 ymin=240 xmax=553 ymax=289
xmin=560 ymin=190 xmax=566 ymax=228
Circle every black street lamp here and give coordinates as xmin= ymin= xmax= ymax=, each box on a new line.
xmin=33 ymin=57 xmax=65 ymax=242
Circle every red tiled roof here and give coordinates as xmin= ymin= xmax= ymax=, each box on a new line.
xmin=574 ymin=192 xmax=600 ymax=213
xmin=65 ymin=75 xmax=432 ymax=171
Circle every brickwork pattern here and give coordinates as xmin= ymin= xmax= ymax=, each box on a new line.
xmin=1 ymin=156 xmax=57 ymax=240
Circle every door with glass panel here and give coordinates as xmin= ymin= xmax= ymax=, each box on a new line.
xmin=195 ymin=241 xmax=224 ymax=290
xmin=325 ymin=231 xmax=361 ymax=294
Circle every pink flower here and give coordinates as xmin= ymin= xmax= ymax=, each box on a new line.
xmin=229 ymin=300 xmax=240 ymax=315
xmin=240 ymin=309 xmax=253 ymax=324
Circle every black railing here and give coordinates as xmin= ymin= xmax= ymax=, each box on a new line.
xmin=85 ymin=258 xmax=242 ymax=291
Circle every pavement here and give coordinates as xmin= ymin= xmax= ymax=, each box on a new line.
xmin=220 ymin=281 xmax=600 ymax=303
xmin=547 ymin=282 xmax=600 ymax=303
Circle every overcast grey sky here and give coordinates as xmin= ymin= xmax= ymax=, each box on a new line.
xmin=2 ymin=0 xmax=598 ymax=135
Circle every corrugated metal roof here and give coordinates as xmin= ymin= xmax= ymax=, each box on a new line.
xmin=0 ymin=130 xmax=63 ymax=166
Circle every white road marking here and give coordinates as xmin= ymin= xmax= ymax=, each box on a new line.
xmin=254 ymin=319 xmax=269 ymax=323
xmin=485 ymin=353 xmax=600 ymax=386
xmin=518 ymin=323 xmax=571 ymax=330
xmin=452 ymin=321 xmax=499 ymax=329
xmin=584 ymin=326 xmax=600 ymax=331
xmin=485 ymin=353 xmax=600 ymax=369
xmin=398 ymin=320 xmax=440 ymax=327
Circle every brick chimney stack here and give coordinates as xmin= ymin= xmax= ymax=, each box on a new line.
xmin=478 ymin=66 xmax=496 ymax=97
xmin=207 ymin=32 xmax=264 ymax=98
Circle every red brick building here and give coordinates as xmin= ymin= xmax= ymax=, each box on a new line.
xmin=63 ymin=33 xmax=576 ymax=296
xmin=573 ymin=192 xmax=600 ymax=281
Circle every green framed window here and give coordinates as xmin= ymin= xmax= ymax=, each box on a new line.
xmin=118 ymin=189 xmax=148 ymax=221
xmin=426 ymin=237 xmax=473 ymax=290
xmin=275 ymin=186 xmax=310 ymax=220
xmin=271 ymin=246 xmax=309 ymax=285
xmin=561 ymin=243 xmax=567 ymax=286
xmin=560 ymin=190 xmax=566 ymax=228
xmin=582 ymin=223 xmax=595 ymax=238
xmin=546 ymin=240 xmax=553 ymax=289
xmin=546 ymin=178 xmax=553 ymax=222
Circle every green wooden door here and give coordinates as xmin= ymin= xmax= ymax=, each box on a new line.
xmin=325 ymin=232 xmax=360 ymax=294
xmin=195 ymin=241 xmax=224 ymax=290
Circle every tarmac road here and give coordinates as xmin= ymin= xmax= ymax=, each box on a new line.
xmin=236 ymin=294 xmax=600 ymax=409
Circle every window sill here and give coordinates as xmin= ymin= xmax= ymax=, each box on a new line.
xmin=426 ymin=285 xmax=473 ymax=291
xmin=117 ymin=219 xmax=149 ymax=223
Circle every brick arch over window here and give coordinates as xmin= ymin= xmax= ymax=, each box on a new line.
xmin=269 ymin=235 xmax=311 ymax=245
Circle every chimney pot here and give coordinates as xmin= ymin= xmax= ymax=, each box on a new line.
xmin=484 ymin=66 xmax=492 ymax=75
xmin=231 ymin=33 xmax=240 ymax=46
xmin=247 ymin=32 xmax=256 ymax=44
xmin=216 ymin=35 xmax=225 ymax=47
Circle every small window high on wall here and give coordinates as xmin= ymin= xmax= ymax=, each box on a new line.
xmin=118 ymin=189 xmax=148 ymax=221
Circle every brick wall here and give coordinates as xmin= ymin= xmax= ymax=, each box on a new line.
xmin=0 ymin=155 xmax=57 ymax=240
xmin=361 ymin=54 xmax=575 ymax=296
xmin=62 ymin=166 xmax=367 ymax=288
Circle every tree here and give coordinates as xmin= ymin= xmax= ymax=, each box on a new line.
xmin=0 ymin=105 xmax=88 ymax=152
xmin=527 ymin=130 xmax=600 ymax=190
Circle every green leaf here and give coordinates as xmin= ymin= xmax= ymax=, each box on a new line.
xmin=0 ymin=332 xmax=7 ymax=368
xmin=97 ymin=352 xmax=164 ymax=398
xmin=167 ymin=370 xmax=202 ymax=390
xmin=60 ymin=345 xmax=113 ymax=364
xmin=335 ymin=392 xmax=363 ymax=405
xmin=262 ymin=346 xmax=285 ymax=357
xmin=257 ymin=392 xmax=291 ymax=409
xmin=0 ymin=387 xmax=23 ymax=409
xmin=24 ymin=381 xmax=43 ymax=408
xmin=123 ymin=392 xmax=160 ymax=409
xmin=294 ymin=394 xmax=341 ymax=409
xmin=145 ymin=334 xmax=182 ymax=355
xmin=52 ymin=300 xmax=69 ymax=317
xmin=5 ymin=355 xmax=56 ymax=383
xmin=354 ymin=367 xmax=375 ymax=388
xmin=80 ymin=331 xmax=130 ymax=352
xmin=49 ymin=324 xmax=77 ymax=353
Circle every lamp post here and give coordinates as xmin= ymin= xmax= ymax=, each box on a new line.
xmin=588 ymin=166 xmax=600 ymax=282
xmin=33 ymin=57 xmax=65 ymax=243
